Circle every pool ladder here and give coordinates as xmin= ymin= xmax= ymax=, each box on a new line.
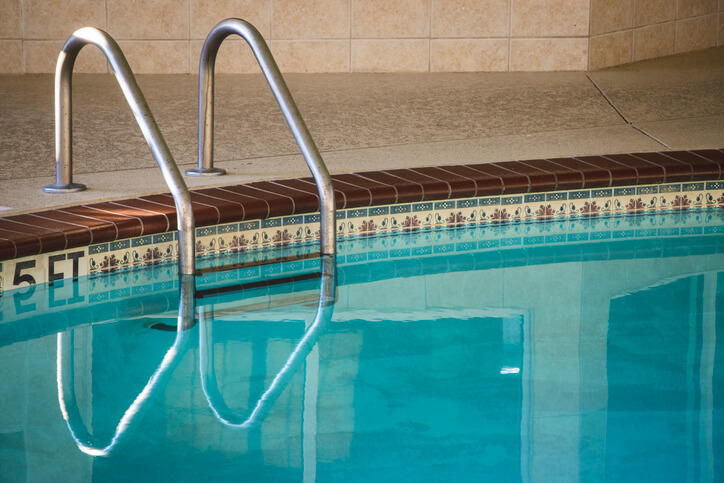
xmin=43 ymin=19 xmax=337 ymax=279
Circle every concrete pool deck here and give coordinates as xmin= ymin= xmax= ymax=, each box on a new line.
xmin=0 ymin=46 xmax=722 ymax=216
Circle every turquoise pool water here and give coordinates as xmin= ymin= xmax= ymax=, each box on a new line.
xmin=1 ymin=211 xmax=724 ymax=482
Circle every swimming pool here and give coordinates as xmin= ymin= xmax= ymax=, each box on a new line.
xmin=1 ymin=208 xmax=723 ymax=481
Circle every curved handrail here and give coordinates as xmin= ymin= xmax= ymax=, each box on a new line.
xmin=56 ymin=275 xmax=196 ymax=456
xmin=42 ymin=27 xmax=196 ymax=276
xmin=188 ymin=18 xmax=337 ymax=257
xmin=199 ymin=255 xmax=336 ymax=429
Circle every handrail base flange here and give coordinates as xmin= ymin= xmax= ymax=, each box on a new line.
xmin=43 ymin=183 xmax=87 ymax=193
xmin=186 ymin=167 xmax=226 ymax=177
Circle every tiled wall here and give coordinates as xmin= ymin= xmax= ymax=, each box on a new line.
xmin=0 ymin=0 xmax=721 ymax=74
xmin=589 ymin=0 xmax=724 ymax=69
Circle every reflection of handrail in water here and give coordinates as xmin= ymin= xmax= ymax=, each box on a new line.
xmin=56 ymin=275 xmax=197 ymax=456
xmin=200 ymin=256 xmax=337 ymax=429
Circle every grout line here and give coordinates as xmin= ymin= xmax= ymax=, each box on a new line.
xmin=428 ymin=0 xmax=433 ymax=72
xmin=586 ymin=73 xmax=670 ymax=148
xmin=20 ymin=0 xmax=26 ymax=73
xmin=188 ymin=0 xmax=192 ymax=75
xmin=508 ymin=0 xmax=513 ymax=72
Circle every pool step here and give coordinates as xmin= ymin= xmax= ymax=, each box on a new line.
xmin=195 ymin=271 xmax=321 ymax=299
xmin=195 ymin=252 xmax=320 ymax=276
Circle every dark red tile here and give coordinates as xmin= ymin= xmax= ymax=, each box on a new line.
xmin=520 ymin=159 xmax=584 ymax=191
xmin=436 ymin=165 xmax=504 ymax=196
xmin=247 ymin=181 xmax=320 ymax=214
xmin=331 ymin=174 xmax=397 ymax=206
xmin=0 ymin=228 xmax=41 ymax=258
xmin=383 ymin=169 xmax=451 ymax=201
xmin=189 ymin=191 xmax=246 ymax=225
xmin=140 ymin=194 xmax=219 ymax=229
xmin=196 ymin=187 xmax=269 ymax=220
xmin=575 ymin=156 xmax=638 ymax=186
xmin=355 ymin=171 xmax=424 ymax=203
xmin=0 ymin=219 xmax=66 ymax=253
xmin=295 ymin=177 xmax=349 ymax=209
xmin=464 ymin=163 xmax=529 ymax=194
xmin=0 ymin=237 xmax=16 ymax=261
xmin=5 ymin=213 xmax=92 ymax=249
xmin=544 ymin=157 xmax=611 ymax=188
xmin=271 ymin=179 xmax=321 ymax=200
xmin=109 ymin=199 xmax=174 ymax=234
xmin=188 ymin=193 xmax=223 ymax=226
xmin=492 ymin=161 xmax=557 ymax=192
xmin=31 ymin=210 xmax=119 ymax=245
xmin=224 ymin=185 xmax=294 ymax=218
xmin=603 ymin=154 xmax=666 ymax=185
xmin=660 ymin=151 xmax=721 ymax=180
xmin=690 ymin=150 xmax=724 ymax=176
xmin=409 ymin=167 xmax=478 ymax=199
xmin=61 ymin=204 xmax=144 ymax=241
xmin=629 ymin=152 xmax=693 ymax=183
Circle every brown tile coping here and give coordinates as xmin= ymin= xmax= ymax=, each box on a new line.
xmin=0 ymin=149 xmax=722 ymax=263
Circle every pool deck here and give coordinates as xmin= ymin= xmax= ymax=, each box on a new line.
xmin=0 ymin=47 xmax=722 ymax=264
xmin=1 ymin=47 xmax=722 ymax=216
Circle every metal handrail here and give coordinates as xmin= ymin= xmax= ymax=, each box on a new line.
xmin=42 ymin=27 xmax=196 ymax=276
xmin=199 ymin=255 xmax=336 ymax=429
xmin=188 ymin=18 xmax=337 ymax=256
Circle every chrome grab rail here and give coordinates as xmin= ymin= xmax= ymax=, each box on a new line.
xmin=188 ymin=18 xmax=337 ymax=256
xmin=199 ymin=255 xmax=336 ymax=429
xmin=56 ymin=275 xmax=196 ymax=457
xmin=42 ymin=27 xmax=196 ymax=276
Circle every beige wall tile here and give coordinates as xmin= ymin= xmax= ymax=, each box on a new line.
xmin=675 ymin=14 xmax=717 ymax=52
xmin=0 ymin=40 xmax=22 ymax=73
xmin=720 ymin=0 xmax=724 ymax=11
xmin=432 ymin=0 xmax=510 ymax=37
xmin=107 ymin=0 xmax=189 ymax=40
xmin=24 ymin=40 xmax=108 ymax=73
xmin=190 ymin=39 xmax=260 ymax=73
xmin=117 ymin=41 xmax=190 ymax=74
xmin=512 ymin=0 xmax=589 ymax=37
xmin=510 ymin=38 xmax=588 ymax=70
xmin=352 ymin=39 xmax=429 ymax=72
xmin=430 ymin=39 xmax=508 ymax=71
xmin=0 ymin=0 xmax=22 ymax=38
xmin=273 ymin=0 xmax=349 ymax=39
xmin=24 ymin=0 xmax=106 ymax=39
xmin=720 ymin=13 xmax=724 ymax=45
xmin=635 ymin=0 xmax=676 ymax=26
xmin=590 ymin=0 xmax=634 ymax=35
xmin=633 ymin=21 xmax=675 ymax=60
xmin=588 ymin=31 xmax=633 ymax=69
xmin=677 ymin=0 xmax=717 ymax=19
xmin=353 ymin=0 xmax=430 ymax=38
xmin=271 ymin=40 xmax=349 ymax=72
xmin=190 ymin=0 xmax=271 ymax=39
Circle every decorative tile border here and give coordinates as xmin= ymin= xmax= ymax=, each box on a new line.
xmin=2 ymin=181 xmax=724 ymax=294
xmin=3 ymin=207 xmax=724 ymax=326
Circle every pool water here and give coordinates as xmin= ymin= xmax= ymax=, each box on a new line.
xmin=2 ymin=213 xmax=724 ymax=482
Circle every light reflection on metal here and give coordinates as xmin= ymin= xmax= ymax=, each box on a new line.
xmin=56 ymin=275 xmax=197 ymax=456
xmin=42 ymin=27 xmax=196 ymax=276
xmin=188 ymin=18 xmax=337 ymax=258
xmin=200 ymin=255 xmax=337 ymax=429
